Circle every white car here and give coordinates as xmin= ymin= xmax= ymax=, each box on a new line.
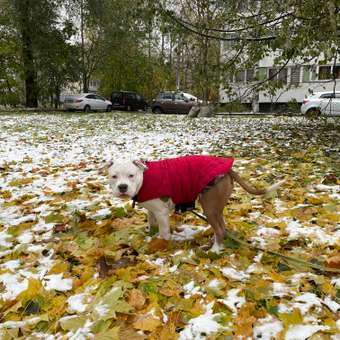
xmin=301 ymin=91 xmax=340 ymax=116
xmin=182 ymin=92 xmax=204 ymax=104
xmin=64 ymin=93 xmax=112 ymax=112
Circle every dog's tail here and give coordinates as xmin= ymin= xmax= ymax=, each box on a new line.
xmin=230 ymin=170 xmax=285 ymax=195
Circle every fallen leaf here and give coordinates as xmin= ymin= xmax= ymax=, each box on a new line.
xmin=149 ymin=239 xmax=169 ymax=252
xmin=159 ymin=288 xmax=180 ymax=297
xmin=133 ymin=315 xmax=161 ymax=332
xmin=325 ymin=255 xmax=340 ymax=269
xmin=128 ymin=289 xmax=146 ymax=309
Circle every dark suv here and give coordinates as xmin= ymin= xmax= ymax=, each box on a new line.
xmin=111 ymin=91 xmax=148 ymax=111
xmin=151 ymin=91 xmax=199 ymax=114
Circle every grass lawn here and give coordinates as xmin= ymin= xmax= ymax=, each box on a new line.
xmin=0 ymin=112 xmax=339 ymax=339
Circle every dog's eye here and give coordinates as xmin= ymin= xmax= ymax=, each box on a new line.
xmin=128 ymin=174 xmax=134 ymax=178
xmin=112 ymin=175 xmax=117 ymax=179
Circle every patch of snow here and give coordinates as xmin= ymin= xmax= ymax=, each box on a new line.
xmin=1 ymin=259 xmax=20 ymax=271
xmin=292 ymin=293 xmax=322 ymax=315
xmin=43 ymin=273 xmax=73 ymax=291
xmin=0 ymin=273 xmax=28 ymax=300
xmin=0 ymin=316 xmax=42 ymax=329
xmin=285 ymin=324 xmax=329 ymax=340
xmin=9 ymin=214 xmax=36 ymax=227
xmin=66 ymin=319 xmax=93 ymax=340
xmin=17 ymin=231 xmax=34 ymax=244
xmin=172 ymin=224 xmax=209 ymax=241
xmin=290 ymin=272 xmax=319 ymax=286
xmin=220 ymin=267 xmax=250 ymax=281
xmin=32 ymin=219 xmax=55 ymax=232
xmin=274 ymin=199 xmax=287 ymax=212
xmin=323 ymin=296 xmax=340 ymax=313
xmin=272 ymin=282 xmax=291 ymax=297
xmin=179 ymin=302 xmax=223 ymax=340
xmin=0 ymin=230 xmax=12 ymax=248
xmin=169 ymin=264 xmax=178 ymax=272
xmin=278 ymin=303 xmax=292 ymax=313
xmin=90 ymin=208 xmax=112 ymax=219
xmin=286 ymin=219 xmax=339 ymax=246
xmin=67 ymin=293 xmax=89 ymax=313
xmin=183 ymin=281 xmax=204 ymax=299
xmin=251 ymin=226 xmax=280 ymax=248
xmin=208 ymin=279 xmax=221 ymax=289
xmin=94 ymin=303 xmax=109 ymax=317
xmin=26 ymin=244 xmax=45 ymax=253
xmin=253 ymin=315 xmax=283 ymax=340
xmin=218 ymin=288 xmax=245 ymax=314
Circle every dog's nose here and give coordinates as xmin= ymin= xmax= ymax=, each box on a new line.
xmin=118 ymin=184 xmax=128 ymax=193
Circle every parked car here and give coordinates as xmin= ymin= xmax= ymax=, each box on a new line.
xmin=151 ymin=91 xmax=201 ymax=114
xmin=64 ymin=93 xmax=112 ymax=112
xmin=110 ymin=91 xmax=148 ymax=111
xmin=301 ymin=91 xmax=340 ymax=116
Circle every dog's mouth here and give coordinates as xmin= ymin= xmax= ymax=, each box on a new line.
xmin=118 ymin=193 xmax=130 ymax=199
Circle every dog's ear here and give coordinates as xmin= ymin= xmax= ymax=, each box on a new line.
xmin=133 ymin=160 xmax=148 ymax=171
xmin=98 ymin=160 xmax=113 ymax=174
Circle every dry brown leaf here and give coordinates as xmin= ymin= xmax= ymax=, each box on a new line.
xmin=128 ymin=289 xmax=146 ymax=309
xmin=234 ymin=303 xmax=256 ymax=339
xmin=149 ymin=239 xmax=169 ymax=252
xmin=326 ymin=255 xmax=340 ymax=269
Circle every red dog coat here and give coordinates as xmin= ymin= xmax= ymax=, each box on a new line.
xmin=135 ymin=155 xmax=234 ymax=204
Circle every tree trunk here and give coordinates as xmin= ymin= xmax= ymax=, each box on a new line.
xmin=202 ymin=37 xmax=209 ymax=103
xmin=16 ymin=0 xmax=38 ymax=107
xmin=80 ymin=0 xmax=88 ymax=93
xmin=55 ymin=85 xmax=60 ymax=109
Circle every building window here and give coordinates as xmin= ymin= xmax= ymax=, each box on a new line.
xmin=302 ymin=65 xmax=317 ymax=82
xmin=290 ymin=66 xmax=300 ymax=85
xmin=235 ymin=70 xmax=245 ymax=83
xmin=278 ymin=68 xmax=287 ymax=84
xmin=246 ymin=69 xmax=254 ymax=82
xmin=256 ymin=68 xmax=267 ymax=81
xmin=332 ymin=66 xmax=340 ymax=79
xmin=268 ymin=67 xmax=287 ymax=84
xmin=302 ymin=66 xmax=310 ymax=82
xmin=318 ymin=66 xmax=332 ymax=80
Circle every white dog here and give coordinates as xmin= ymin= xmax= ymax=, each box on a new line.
xmin=105 ymin=156 xmax=283 ymax=253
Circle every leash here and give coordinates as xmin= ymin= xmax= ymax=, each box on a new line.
xmin=191 ymin=210 xmax=340 ymax=274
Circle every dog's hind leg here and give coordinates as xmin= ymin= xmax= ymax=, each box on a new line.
xmin=200 ymin=174 xmax=234 ymax=252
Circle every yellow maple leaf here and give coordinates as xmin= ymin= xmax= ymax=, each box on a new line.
xmin=133 ymin=315 xmax=161 ymax=332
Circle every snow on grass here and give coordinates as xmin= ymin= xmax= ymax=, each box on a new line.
xmin=0 ymin=272 xmax=28 ymax=300
xmin=0 ymin=316 xmax=45 ymax=330
xmin=183 ymin=280 xmax=205 ymax=299
xmin=0 ymin=113 xmax=338 ymax=338
xmin=218 ymin=288 xmax=246 ymax=314
xmin=285 ymin=324 xmax=329 ymax=340
xmin=172 ymin=224 xmax=209 ymax=241
xmin=178 ymin=302 xmax=224 ymax=339
xmin=43 ymin=273 xmax=73 ymax=291
xmin=67 ymin=293 xmax=90 ymax=313
xmin=253 ymin=316 xmax=283 ymax=340
xmin=285 ymin=219 xmax=340 ymax=246
xmin=292 ymin=292 xmax=322 ymax=315
xmin=220 ymin=267 xmax=250 ymax=281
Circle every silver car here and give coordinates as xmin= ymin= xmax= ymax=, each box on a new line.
xmin=301 ymin=91 xmax=340 ymax=116
xmin=64 ymin=93 xmax=112 ymax=112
